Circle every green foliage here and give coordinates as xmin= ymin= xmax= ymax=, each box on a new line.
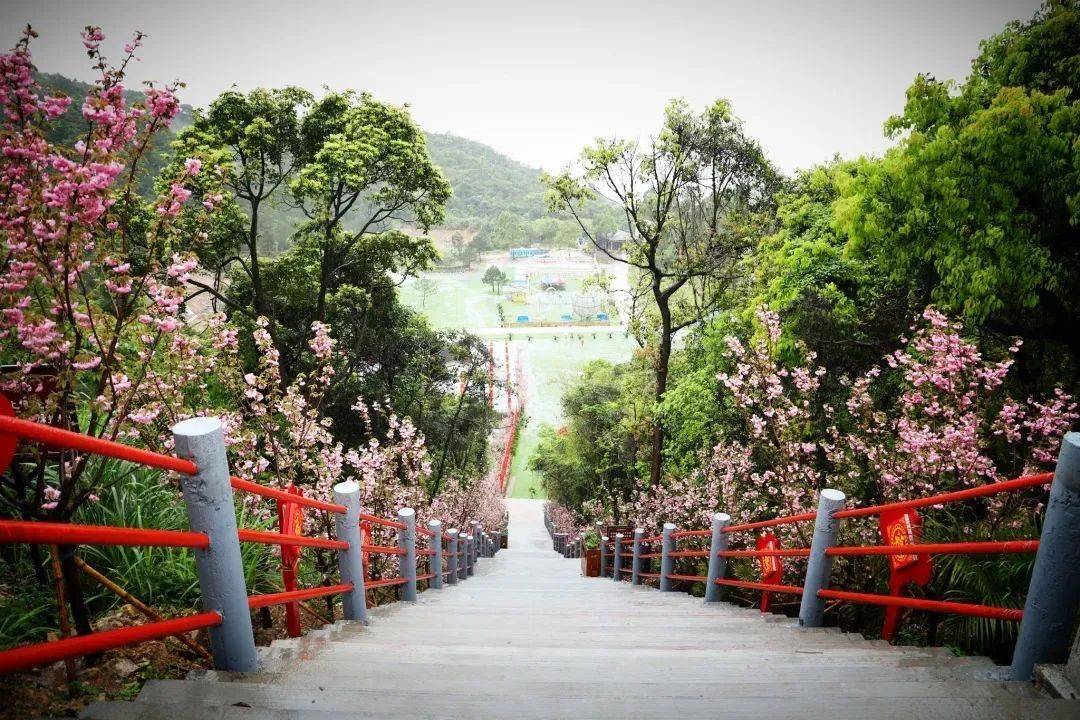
xmin=530 ymin=360 xmax=645 ymax=520
xmin=482 ymin=265 xmax=508 ymax=293
xmin=836 ymin=0 xmax=1080 ymax=377
xmin=424 ymin=132 xmax=547 ymax=226
xmin=0 ymin=468 xmax=279 ymax=649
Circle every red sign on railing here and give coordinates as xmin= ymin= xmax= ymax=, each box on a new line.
xmin=878 ymin=509 xmax=932 ymax=641
xmin=756 ymin=533 xmax=784 ymax=613
xmin=277 ymin=486 xmax=305 ymax=638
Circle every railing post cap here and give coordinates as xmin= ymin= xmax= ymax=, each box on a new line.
xmin=714 ymin=512 xmax=731 ymax=522
xmin=448 ymin=528 xmax=459 ymax=535
xmin=398 ymin=507 xmax=415 ymax=518
xmin=427 ymin=518 xmax=442 ymax=529
xmin=663 ymin=522 xmax=677 ymax=531
xmin=332 ymin=479 xmax=359 ymax=495
xmin=615 ymin=532 xmax=623 ymax=539
xmin=634 ymin=527 xmax=644 ymax=535
xmin=821 ymin=489 xmax=845 ymax=502
xmin=1055 ymin=432 xmax=1080 ymax=490
xmin=601 ymin=535 xmax=609 ymax=541
xmin=172 ymin=416 xmax=222 ymax=438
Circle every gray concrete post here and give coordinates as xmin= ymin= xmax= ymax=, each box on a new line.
xmin=1010 ymin=432 xmax=1080 ymax=680
xmin=172 ymin=417 xmax=259 ymax=672
xmin=476 ymin=523 xmax=485 ymax=559
xmin=493 ymin=531 xmax=501 ymax=554
xmin=704 ymin=513 xmax=732 ymax=603
xmin=332 ymin=480 xmax=368 ymax=623
xmin=554 ymin=532 xmax=564 ymax=554
xmin=428 ymin=520 xmax=444 ymax=590
xmin=612 ymin=533 xmax=623 ymax=582
xmin=470 ymin=521 xmax=480 ymax=561
xmin=659 ymin=523 xmax=677 ymax=592
xmin=798 ymin=489 xmax=846 ymax=627
xmin=631 ymin=528 xmax=644 ymax=585
xmin=466 ymin=535 xmax=475 ymax=576
xmin=599 ymin=536 xmax=609 ymax=578
xmin=446 ymin=529 xmax=459 ymax=585
xmin=397 ymin=508 xmax=418 ymax=602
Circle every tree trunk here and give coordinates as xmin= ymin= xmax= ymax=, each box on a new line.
xmin=58 ymin=545 xmax=100 ymax=664
xmin=649 ymin=296 xmax=673 ymax=487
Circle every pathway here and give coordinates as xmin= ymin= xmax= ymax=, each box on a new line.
xmin=83 ymin=499 xmax=1078 ymax=719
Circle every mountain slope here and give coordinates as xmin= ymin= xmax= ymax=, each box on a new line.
xmin=424 ymin=132 xmax=547 ymax=226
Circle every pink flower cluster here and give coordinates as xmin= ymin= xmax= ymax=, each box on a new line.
xmin=0 ymin=28 xmax=218 ymax=517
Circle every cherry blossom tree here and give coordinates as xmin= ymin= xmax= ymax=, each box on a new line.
xmin=0 ymin=27 xmax=226 ymax=522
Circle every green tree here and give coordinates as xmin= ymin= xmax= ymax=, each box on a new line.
xmin=546 ymin=98 xmax=780 ymax=486
xmin=490 ymin=210 xmax=525 ymax=249
xmin=170 ymin=87 xmax=312 ymax=377
xmin=483 ymin=265 xmax=508 ymax=294
xmin=530 ymin=361 xmax=642 ymax=520
xmin=836 ymin=0 xmax=1080 ymax=377
xmin=414 ymin=277 xmax=438 ymax=307
xmin=290 ymin=90 xmax=451 ymax=329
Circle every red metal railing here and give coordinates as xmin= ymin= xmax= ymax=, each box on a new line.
xmin=614 ymin=470 xmax=1052 ymax=642
xmin=0 ymin=411 xmax=474 ymax=675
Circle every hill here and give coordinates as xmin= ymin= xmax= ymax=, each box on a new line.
xmin=423 ymin=132 xmax=547 ymax=227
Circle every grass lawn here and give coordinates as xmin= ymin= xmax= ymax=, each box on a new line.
xmin=507 ymin=334 xmax=635 ymax=499
xmin=400 ymin=265 xmax=619 ymax=329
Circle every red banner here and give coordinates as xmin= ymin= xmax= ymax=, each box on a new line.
xmin=756 ymin=533 xmax=783 ymax=613
xmin=878 ymin=509 xmax=932 ymax=642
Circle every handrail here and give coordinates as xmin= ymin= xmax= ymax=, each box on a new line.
xmin=588 ymin=460 xmax=1075 ymax=682
xmin=0 ymin=414 xmax=196 ymax=474
xmin=360 ymin=512 xmax=407 ymax=530
xmin=715 ymin=578 xmax=803 ymax=595
xmin=670 ymin=529 xmax=711 ymax=539
xmin=238 ymin=528 xmax=348 ymax=550
xmin=719 ymin=548 xmax=810 ymax=558
xmin=230 ymin=476 xmax=347 ymax=515
xmin=363 ymin=544 xmax=406 ymax=556
xmin=832 ymin=472 xmax=1053 ymax=519
xmin=0 ymin=410 xmax=500 ymax=675
xmin=724 ymin=512 xmax=816 ymax=534
xmin=816 ymin=589 xmax=1024 ymax=621
xmin=0 ymin=520 xmax=209 ymax=549
xmin=826 ymin=541 xmax=1038 ymax=556
xmin=248 ymin=584 xmax=353 ymax=609
xmin=0 ymin=612 xmax=221 ymax=675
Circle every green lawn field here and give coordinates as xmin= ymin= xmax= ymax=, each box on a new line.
xmin=400 ymin=262 xmax=635 ymax=500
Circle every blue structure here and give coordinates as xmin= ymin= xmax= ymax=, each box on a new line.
xmin=510 ymin=247 xmax=549 ymax=260
xmin=515 ymin=315 xmax=530 ymax=323
xmin=597 ymin=312 xmax=609 ymax=321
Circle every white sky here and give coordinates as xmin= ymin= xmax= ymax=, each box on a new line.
xmin=2 ymin=0 xmax=1041 ymax=174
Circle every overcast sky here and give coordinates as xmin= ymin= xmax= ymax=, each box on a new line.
xmin=2 ymin=0 xmax=1041 ymax=173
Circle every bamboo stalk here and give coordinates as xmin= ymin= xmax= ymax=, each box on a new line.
xmin=48 ymin=545 xmax=78 ymax=682
xmin=72 ymin=556 xmax=212 ymax=661
xmin=298 ymin=600 xmax=331 ymax=626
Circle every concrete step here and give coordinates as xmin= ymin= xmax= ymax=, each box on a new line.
xmin=82 ymin=684 xmax=1080 ymax=720
xmin=80 ymin=498 xmax=1072 ymax=720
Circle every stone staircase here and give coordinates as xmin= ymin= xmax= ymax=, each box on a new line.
xmin=81 ymin=499 xmax=1080 ymax=719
